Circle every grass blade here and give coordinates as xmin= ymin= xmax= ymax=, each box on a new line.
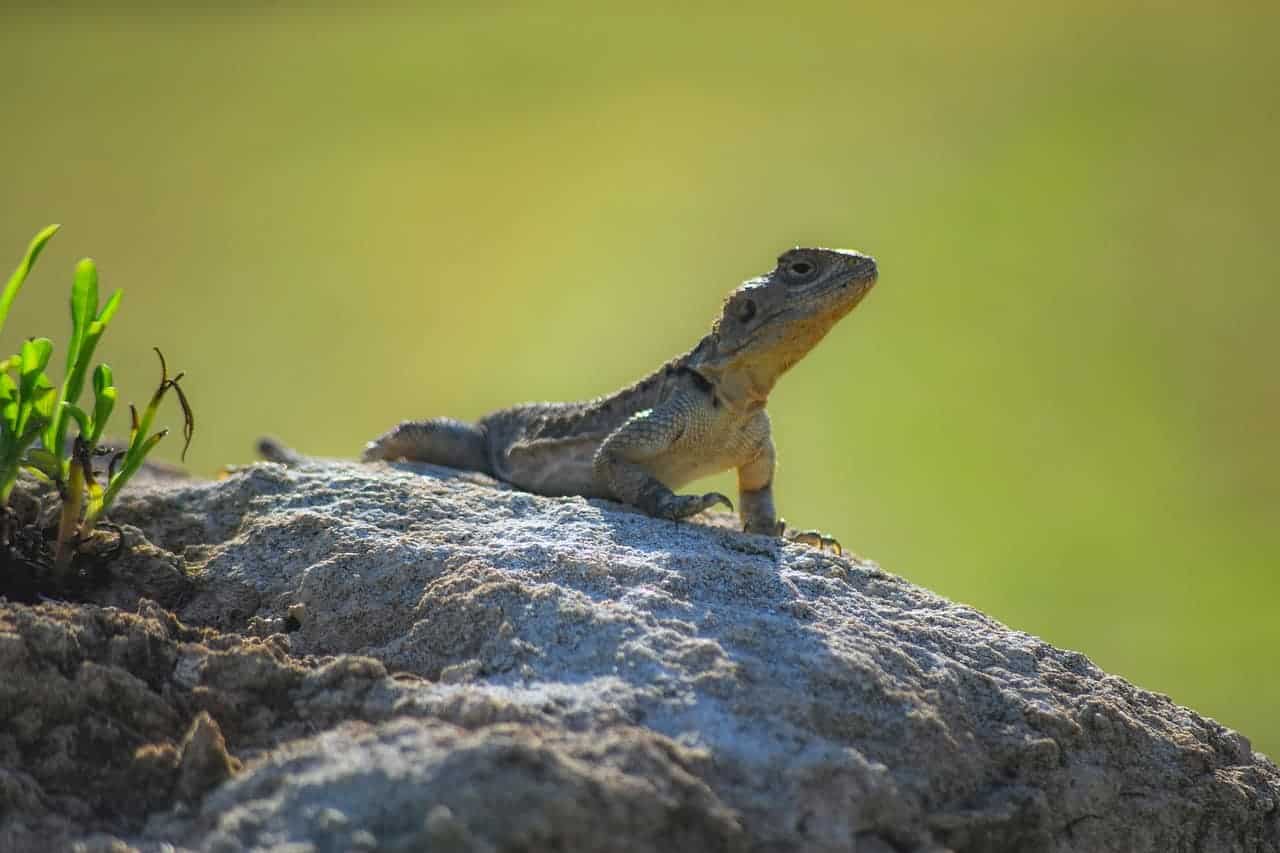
xmin=0 ymin=225 xmax=59 ymax=337
xmin=65 ymin=258 xmax=98 ymax=382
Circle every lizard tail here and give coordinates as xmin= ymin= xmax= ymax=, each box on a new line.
xmin=256 ymin=436 xmax=308 ymax=467
xmin=361 ymin=418 xmax=492 ymax=474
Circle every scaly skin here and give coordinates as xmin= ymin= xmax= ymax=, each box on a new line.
xmin=362 ymin=247 xmax=879 ymax=550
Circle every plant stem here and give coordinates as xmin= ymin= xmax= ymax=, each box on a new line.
xmin=53 ymin=461 xmax=85 ymax=578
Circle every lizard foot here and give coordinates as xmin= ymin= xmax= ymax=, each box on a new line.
xmin=654 ymin=491 xmax=734 ymax=521
xmin=777 ymin=519 xmax=842 ymax=555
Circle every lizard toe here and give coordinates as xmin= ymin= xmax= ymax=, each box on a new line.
xmin=779 ymin=520 xmax=843 ymax=555
xmin=796 ymin=532 xmax=841 ymax=555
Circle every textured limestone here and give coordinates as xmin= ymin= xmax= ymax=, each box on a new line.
xmin=0 ymin=459 xmax=1275 ymax=852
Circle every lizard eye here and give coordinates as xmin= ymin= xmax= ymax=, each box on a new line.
xmin=734 ymin=298 xmax=757 ymax=323
xmin=781 ymin=258 xmax=820 ymax=285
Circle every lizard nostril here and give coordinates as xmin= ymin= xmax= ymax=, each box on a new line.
xmin=736 ymin=298 xmax=757 ymax=323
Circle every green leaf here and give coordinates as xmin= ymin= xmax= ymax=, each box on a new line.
xmin=21 ymin=465 xmax=51 ymax=483
xmin=96 ymin=289 xmax=123 ymax=326
xmin=62 ymin=402 xmax=90 ymax=435
xmin=23 ymin=448 xmax=61 ymax=479
xmin=48 ymin=271 xmax=122 ymax=457
xmin=67 ymin=292 xmax=121 ymax=410
xmin=17 ymin=338 xmax=54 ymax=437
xmin=64 ymin=259 xmax=99 ymax=384
xmin=0 ymin=225 xmax=59 ymax=339
xmin=20 ymin=337 xmax=53 ymax=377
xmin=89 ymin=364 xmax=116 ymax=445
xmin=16 ymin=412 xmax=50 ymax=450
xmin=137 ymin=429 xmax=167 ymax=460
xmin=92 ymin=363 xmax=114 ymax=397
xmin=32 ymin=374 xmax=58 ymax=421
xmin=0 ymin=372 xmax=17 ymax=435
xmin=130 ymin=350 xmax=168 ymax=458
xmin=96 ymin=429 xmax=167 ymax=521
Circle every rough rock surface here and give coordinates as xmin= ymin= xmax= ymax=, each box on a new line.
xmin=1 ymin=459 xmax=1276 ymax=852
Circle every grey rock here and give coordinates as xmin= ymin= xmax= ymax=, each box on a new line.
xmin=174 ymin=717 xmax=744 ymax=853
xmin=6 ymin=459 xmax=1278 ymax=852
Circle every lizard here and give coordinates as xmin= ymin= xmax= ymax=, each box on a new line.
xmin=358 ymin=247 xmax=878 ymax=551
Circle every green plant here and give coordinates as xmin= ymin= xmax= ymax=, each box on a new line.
xmin=0 ymin=225 xmax=193 ymax=577
xmin=75 ymin=347 xmax=192 ymax=534
xmin=0 ymin=225 xmax=61 ymax=519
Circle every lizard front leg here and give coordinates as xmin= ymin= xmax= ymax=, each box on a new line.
xmin=737 ymin=435 xmax=842 ymax=554
xmin=593 ymin=400 xmax=732 ymax=521
xmin=736 ymin=437 xmax=780 ymax=535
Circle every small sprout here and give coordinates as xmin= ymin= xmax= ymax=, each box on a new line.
xmin=0 ymin=225 xmax=194 ymax=582
xmin=84 ymin=347 xmax=194 ymax=534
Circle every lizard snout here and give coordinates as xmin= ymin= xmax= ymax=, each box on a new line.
xmin=842 ymin=251 xmax=878 ymax=283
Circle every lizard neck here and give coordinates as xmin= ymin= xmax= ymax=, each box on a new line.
xmin=689 ymin=304 xmax=850 ymax=412
xmin=684 ymin=333 xmax=791 ymax=412
xmin=693 ymin=360 xmax=776 ymax=412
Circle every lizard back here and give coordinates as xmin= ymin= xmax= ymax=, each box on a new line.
xmin=479 ymin=349 xmax=704 ymax=496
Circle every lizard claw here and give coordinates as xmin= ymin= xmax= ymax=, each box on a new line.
xmin=777 ymin=519 xmax=842 ymax=555
xmin=657 ymin=491 xmax=734 ymax=520
xmin=705 ymin=492 xmax=734 ymax=513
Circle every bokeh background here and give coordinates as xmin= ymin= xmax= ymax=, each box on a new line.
xmin=2 ymin=4 xmax=1277 ymax=755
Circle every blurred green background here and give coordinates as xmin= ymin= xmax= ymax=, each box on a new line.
xmin=2 ymin=4 xmax=1276 ymax=755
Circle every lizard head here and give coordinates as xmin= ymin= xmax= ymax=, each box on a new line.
xmin=693 ymin=248 xmax=878 ymax=403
